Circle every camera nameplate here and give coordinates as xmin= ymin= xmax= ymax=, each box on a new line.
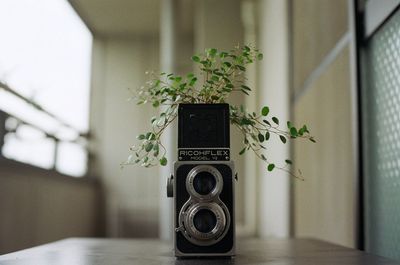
xmin=178 ymin=148 xmax=230 ymax=161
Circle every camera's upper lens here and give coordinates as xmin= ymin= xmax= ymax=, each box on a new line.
xmin=193 ymin=209 xmax=217 ymax=233
xmin=193 ymin=171 xmax=216 ymax=195
xmin=186 ymin=165 xmax=223 ymax=200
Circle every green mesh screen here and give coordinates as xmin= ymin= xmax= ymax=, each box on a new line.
xmin=363 ymin=9 xmax=400 ymax=261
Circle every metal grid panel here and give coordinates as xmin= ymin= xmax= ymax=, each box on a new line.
xmin=363 ymin=9 xmax=400 ymax=261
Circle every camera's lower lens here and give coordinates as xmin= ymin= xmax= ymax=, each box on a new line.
xmin=193 ymin=172 xmax=216 ymax=195
xmin=180 ymin=202 xmax=229 ymax=245
xmin=193 ymin=209 xmax=217 ymax=233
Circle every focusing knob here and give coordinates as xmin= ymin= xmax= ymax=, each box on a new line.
xmin=166 ymin=175 xmax=174 ymax=197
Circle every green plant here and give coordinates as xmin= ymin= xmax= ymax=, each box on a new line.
xmin=123 ymin=45 xmax=315 ymax=179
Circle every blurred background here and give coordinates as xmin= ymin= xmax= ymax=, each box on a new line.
xmin=1 ymin=0 xmax=400 ymax=261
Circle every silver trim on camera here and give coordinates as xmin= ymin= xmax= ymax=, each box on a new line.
xmin=186 ymin=165 xmax=223 ymax=200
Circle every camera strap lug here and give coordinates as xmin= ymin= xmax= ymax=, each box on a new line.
xmin=175 ymin=225 xmax=185 ymax=233
xmin=167 ymin=175 xmax=174 ymax=197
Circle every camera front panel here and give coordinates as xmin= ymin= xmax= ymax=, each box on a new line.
xmin=174 ymin=162 xmax=234 ymax=255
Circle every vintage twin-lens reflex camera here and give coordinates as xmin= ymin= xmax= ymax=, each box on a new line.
xmin=166 ymin=103 xmax=235 ymax=257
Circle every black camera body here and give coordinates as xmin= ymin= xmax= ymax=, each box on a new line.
xmin=167 ymin=104 xmax=235 ymax=257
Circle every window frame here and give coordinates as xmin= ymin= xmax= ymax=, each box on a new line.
xmin=0 ymin=0 xmax=93 ymax=178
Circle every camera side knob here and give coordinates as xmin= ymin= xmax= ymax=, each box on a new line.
xmin=167 ymin=175 xmax=174 ymax=197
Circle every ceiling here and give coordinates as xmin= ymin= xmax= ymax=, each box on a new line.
xmin=68 ymin=0 xmax=194 ymax=37
xmin=68 ymin=0 xmax=161 ymax=37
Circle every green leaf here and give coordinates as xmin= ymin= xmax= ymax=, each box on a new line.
xmin=241 ymin=89 xmax=250 ymax=95
xmin=137 ymin=134 xmax=145 ymax=140
xmin=160 ymin=157 xmax=168 ymax=166
xmin=287 ymin=121 xmax=293 ymax=129
xmin=147 ymin=133 xmax=156 ymax=140
xmin=261 ymin=106 xmax=269 ymax=116
xmin=261 ymin=154 xmax=267 ymax=161
xmin=272 ymin=117 xmax=279 ymax=125
xmin=145 ymin=143 xmax=153 ymax=152
xmin=265 ymin=131 xmax=270 ymax=140
xmin=257 ymin=53 xmax=263 ymax=60
xmin=290 ymin=127 xmax=298 ymax=137
xmin=241 ymin=85 xmax=251 ymax=91
xmin=298 ymin=127 xmax=305 ymax=136
xmin=240 ymin=118 xmax=253 ymax=125
xmin=285 ymin=159 xmax=292 ymax=165
xmin=223 ymin=62 xmax=232 ymax=67
xmin=258 ymin=133 xmax=265 ymax=142
xmin=302 ymin=125 xmax=309 ymax=134
xmin=279 ymin=135 xmax=287 ymax=144
xmin=152 ymin=101 xmax=160 ymax=107
xmin=219 ymin=52 xmax=228 ymax=58
xmin=236 ymin=65 xmax=246 ymax=71
xmin=208 ymin=48 xmax=217 ymax=56
xmin=310 ymin=137 xmax=316 ymax=143
xmin=263 ymin=119 xmax=271 ymax=126
xmin=267 ymin=163 xmax=275 ymax=171
xmin=239 ymin=147 xmax=246 ymax=155
xmin=153 ymin=143 xmax=159 ymax=152
xmin=191 ymin=55 xmax=200 ymax=62
xmin=211 ymin=75 xmax=219 ymax=81
xmin=189 ymin=77 xmax=197 ymax=86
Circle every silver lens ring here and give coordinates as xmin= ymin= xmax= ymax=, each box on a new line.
xmin=186 ymin=165 xmax=223 ymax=200
xmin=184 ymin=202 xmax=227 ymax=245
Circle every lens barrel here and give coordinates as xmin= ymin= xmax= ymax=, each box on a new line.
xmin=186 ymin=165 xmax=223 ymax=200
xmin=183 ymin=202 xmax=227 ymax=244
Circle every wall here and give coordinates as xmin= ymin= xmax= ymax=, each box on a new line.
xmin=0 ymin=159 xmax=100 ymax=254
xmin=291 ymin=0 xmax=357 ymax=247
xmin=89 ymin=37 xmax=161 ymax=237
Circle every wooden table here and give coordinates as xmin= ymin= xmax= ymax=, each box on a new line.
xmin=0 ymin=238 xmax=398 ymax=264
